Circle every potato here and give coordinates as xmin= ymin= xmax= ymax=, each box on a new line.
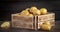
xmin=20 ymin=10 xmax=29 ymax=16
xmin=28 ymin=14 xmax=33 ymax=17
xmin=40 ymin=8 xmax=47 ymax=15
xmin=29 ymin=6 xmax=41 ymax=15
xmin=41 ymin=24 xmax=51 ymax=30
xmin=41 ymin=21 xmax=51 ymax=30
xmin=1 ymin=22 xmax=10 ymax=29
xmin=33 ymin=9 xmax=41 ymax=15
xmin=30 ymin=6 xmax=37 ymax=13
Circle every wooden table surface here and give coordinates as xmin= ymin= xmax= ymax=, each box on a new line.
xmin=0 ymin=20 xmax=60 ymax=32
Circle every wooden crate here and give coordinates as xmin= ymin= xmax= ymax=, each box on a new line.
xmin=11 ymin=13 xmax=55 ymax=30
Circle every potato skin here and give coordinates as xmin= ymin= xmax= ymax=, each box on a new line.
xmin=40 ymin=8 xmax=47 ymax=15
xmin=29 ymin=6 xmax=37 ymax=13
xmin=28 ymin=14 xmax=33 ymax=17
xmin=1 ymin=22 xmax=10 ymax=29
xmin=41 ymin=21 xmax=51 ymax=30
xmin=29 ymin=7 xmax=41 ymax=15
xmin=20 ymin=10 xmax=29 ymax=16
xmin=41 ymin=24 xmax=51 ymax=30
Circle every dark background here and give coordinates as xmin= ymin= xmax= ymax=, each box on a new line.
xmin=0 ymin=0 xmax=60 ymax=21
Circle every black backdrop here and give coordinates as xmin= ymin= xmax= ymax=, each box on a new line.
xmin=0 ymin=1 xmax=60 ymax=21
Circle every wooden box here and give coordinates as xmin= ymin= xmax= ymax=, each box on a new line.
xmin=11 ymin=13 xmax=55 ymax=30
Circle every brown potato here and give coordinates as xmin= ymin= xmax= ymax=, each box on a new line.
xmin=40 ymin=8 xmax=47 ymax=15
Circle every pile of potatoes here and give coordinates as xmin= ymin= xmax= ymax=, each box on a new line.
xmin=18 ymin=6 xmax=52 ymax=30
xmin=18 ymin=6 xmax=48 ymax=16
xmin=0 ymin=7 xmax=52 ymax=30
xmin=19 ymin=6 xmax=52 ymax=30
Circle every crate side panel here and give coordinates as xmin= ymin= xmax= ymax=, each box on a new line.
xmin=38 ymin=13 xmax=55 ymax=22
xmin=12 ymin=14 xmax=34 ymax=29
